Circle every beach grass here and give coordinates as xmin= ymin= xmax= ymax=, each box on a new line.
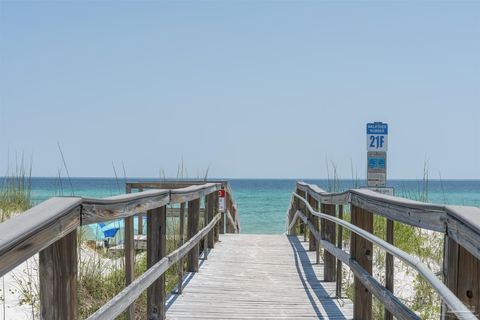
xmin=320 ymin=162 xmax=443 ymax=320
xmin=0 ymin=163 xmax=32 ymax=222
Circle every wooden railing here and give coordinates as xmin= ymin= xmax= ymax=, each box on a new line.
xmin=288 ymin=181 xmax=480 ymax=320
xmin=0 ymin=180 xmax=239 ymax=320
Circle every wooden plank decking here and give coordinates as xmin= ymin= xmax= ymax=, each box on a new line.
xmin=166 ymin=234 xmax=353 ymax=319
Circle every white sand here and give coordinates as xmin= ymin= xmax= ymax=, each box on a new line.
xmin=0 ymin=256 xmax=38 ymax=320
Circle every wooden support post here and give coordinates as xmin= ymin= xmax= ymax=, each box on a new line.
xmin=214 ymin=192 xmax=220 ymax=241
xmin=443 ymin=235 xmax=459 ymax=320
xmin=226 ymin=196 xmax=235 ymax=233
xmin=336 ymin=204 xmax=344 ymax=298
xmin=178 ymin=202 xmax=185 ymax=294
xmin=443 ymin=236 xmax=480 ymax=320
xmin=39 ymin=230 xmax=77 ymax=320
xmin=385 ymin=218 xmax=394 ymax=320
xmin=203 ymin=196 xmax=209 ymax=259
xmin=225 ymin=192 xmax=231 ymax=233
xmin=312 ymin=199 xmax=320 ymax=264
xmin=207 ymin=193 xmax=215 ymax=249
xmin=294 ymin=192 xmax=302 ymax=235
xmin=147 ymin=206 xmax=166 ymax=320
xmin=124 ymin=184 xmax=135 ymax=319
xmin=320 ymin=202 xmax=326 ymax=245
xmin=220 ymin=212 xmax=225 ymax=234
xmin=307 ymin=194 xmax=316 ymax=251
xmin=296 ymin=189 xmax=307 ymax=241
xmin=288 ymin=204 xmax=297 ymax=236
xmin=230 ymin=200 xmax=236 ymax=233
xmin=187 ymin=199 xmax=200 ymax=272
xmin=323 ymin=203 xmax=337 ymax=282
xmin=138 ymin=186 xmax=144 ymax=235
xmin=350 ymin=204 xmax=373 ymax=320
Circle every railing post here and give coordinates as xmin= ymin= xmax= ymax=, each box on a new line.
xmin=336 ymin=204 xmax=344 ymax=298
xmin=39 ymin=229 xmax=78 ymax=320
xmin=178 ymin=202 xmax=185 ymax=294
xmin=138 ymin=186 xmax=144 ymax=235
xmin=296 ymin=189 xmax=307 ymax=241
xmin=307 ymin=194 xmax=316 ymax=252
xmin=443 ymin=235 xmax=479 ymax=320
xmin=214 ymin=191 xmax=220 ymax=241
xmin=230 ymin=199 xmax=236 ymax=233
xmin=187 ymin=199 xmax=200 ymax=272
xmin=312 ymin=198 xmax=320 ymax=264
xmin=219 ymin=192 xmax=225 ymax=235
xmin=350 ymin=204 xmax=373 ymax=320
xmin=147 ymin=205 xmax=166 ymax=320
xmin=291 ymin=190 xmax=300 ymax=235
xmin=385 ymin=218 xmax=394 ymax=320
xmin=207 ymin=193 xmax=215 ymax=249
xmin=226 ymin=194 xmax=235 ymax=233
xmin=125 ymin=184 xmax=135 ymax=319
xmin=225 ymin=192 xmax=231 ymax=233
xmin=203 ymin=196 xmax=209 ymax=259
xmin=323 ymin=203 xmax=337 ymax=282
xmin=288 ymin=204 xmax=297 ymax=236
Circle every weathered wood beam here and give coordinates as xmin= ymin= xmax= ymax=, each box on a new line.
xmin=187 ymin=199 xmax=200 ymax=272
xmin=0 ymin=197 xmax=81 ymax=277
xmin=178 ymin=202 xmax=185 ymax=295
xmin=336 ymin=204 xmax=344 ymax=298
xmin=170 ymin=183 xmax=221 ymax=204
xmin=307 ymin=194 xmax=316 ymax=252
xmin=147 ymin=206 xmax=166 ymax=320
xmin=82 ymin=190 xmax=169 ymax=224
xmin=323 ymin=203 xmax=337 ymax=282
xmin=351 ymin=204 xmax=373 ymax=320
xmin=385 ymin=218 xmax=394 ymax=320
xmin=39 ymin=229 xmax=78 ymax=320
xmin=124 ymin=184 xmax=135 ymax=320
xmin=137 ymin=186 xmax=144 ymax=235
xmin=207 ymin=193 xmax=215 ymax=248
xmin=444 ymin=236 xmax=480 ymax=320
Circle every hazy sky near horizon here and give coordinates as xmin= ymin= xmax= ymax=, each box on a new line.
xmin=0 ymin=1 xmax=479 ymax=179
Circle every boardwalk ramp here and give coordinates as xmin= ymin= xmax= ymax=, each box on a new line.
xmin=167 ymin=234 xmax=353 ymax=319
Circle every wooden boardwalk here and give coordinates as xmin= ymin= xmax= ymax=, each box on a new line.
xmin=166 ymin=234 xmax=353 ymax=319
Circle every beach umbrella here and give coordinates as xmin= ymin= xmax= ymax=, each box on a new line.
xmin=82 ymin=215 xmax=147 ymax=242
xmin=99 ymin=222 xmax=120 ymax=238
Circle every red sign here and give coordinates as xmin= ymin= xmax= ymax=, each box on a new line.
xmin=218 ymin=190 xmax=226 ymax=198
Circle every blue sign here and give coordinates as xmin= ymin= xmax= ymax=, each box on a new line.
xmin=368 ymin=157 xmax=386 ymax=170
xmin=366 ymin=122 xmax=388 ymax=152
xmin=366 ymin=122 xmax=388 ymax=135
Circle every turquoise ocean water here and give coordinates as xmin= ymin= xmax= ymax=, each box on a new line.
xmin=24 ymin=178 xmax=480 ymax=234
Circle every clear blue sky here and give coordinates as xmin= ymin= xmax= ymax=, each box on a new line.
xmin=0 ymin=1 xmax=479 ymax=179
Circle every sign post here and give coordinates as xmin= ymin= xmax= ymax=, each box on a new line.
xmin=365 ymin=122 xmax=394 ymax=196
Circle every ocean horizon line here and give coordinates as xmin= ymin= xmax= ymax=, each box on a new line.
xmin=3 ymin=176 xmax=480 ymax=181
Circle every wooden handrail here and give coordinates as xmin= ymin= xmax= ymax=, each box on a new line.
xmin=82 ymin=189 xmax=170 ymax=224
xmin=0 ymin=183 xmax=225 ymax=278
xmin=291 ymin=194 xmax=477 ymax=320
xmin=88 ymin=212 xmax=222 ymax=320
xmin=297 ymin=181 xmax=480 ymax=260
xmin=292 ymin=208 xmax=420 ymax=320
xmin=291 ymin=182 xmax=480 ymax=320
xmin=126 ymin=180 xmax=240 ymax=235
xmin=0 ymin=197 xmax=82 ymax=277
